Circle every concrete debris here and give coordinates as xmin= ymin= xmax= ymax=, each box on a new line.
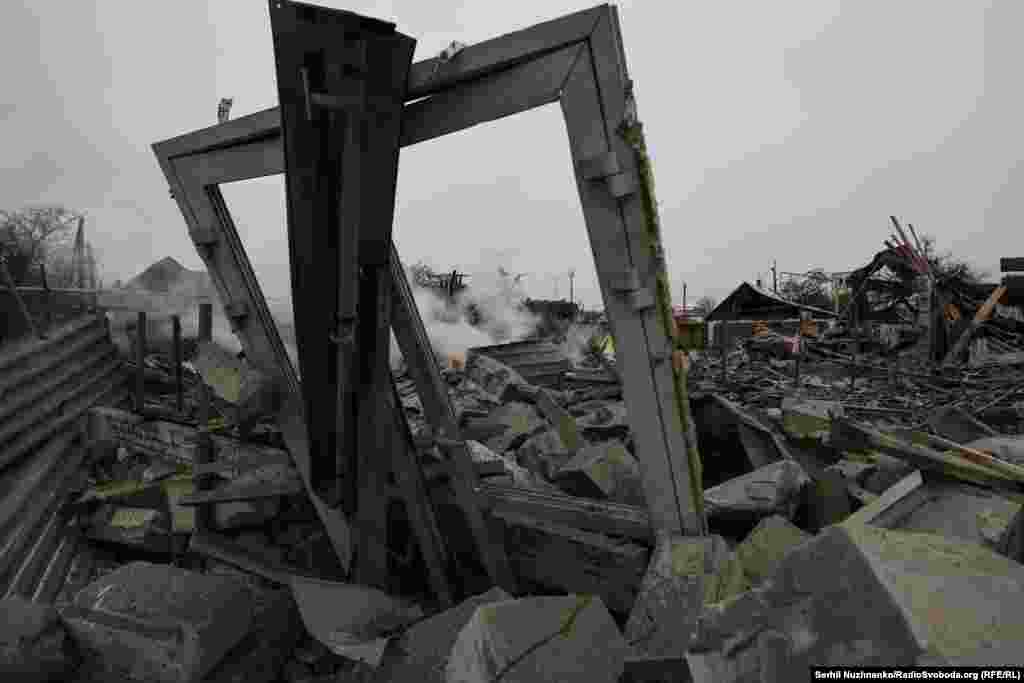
xmin=0 ymin=596 xmax=80 ymax=682
xmin=702 ymin=460 xmax=809 ymax=522
xmin=554 ymin=439 xmax=646 ymax=506
xmin=445 ymin=595 xmax=631 ymax=683
xmin=463 ymin=351 xmax=532 ymax=403
xmin=204 ymin=586 xmax=302 ymax=683
xmin=624 ymin=534 xmax=747 ymax=659
xmin=7 ymin=49 xmax=1024 ymax=681
xmin=687 ymin=524 xmax=1024 ymax=679
xmin=516 ymin=428 xmax=573 ymax=480
xmin=733 ymin=515 xmax=811 ymax=586
xmin=781 ymin=397 xmax=843 ymax=443
xmin=479 ymin=401 xmax=548 ymax=454
xmin=465 ymin=438 xmax=559 ymax=492
xmin=60 ymin=561 xmax=254 ymax=682
xmin=574 ymin=401 xmax=630 ymax=440
xmin=289 ymin=576 xmax=424 ymax=668
xmin=499 ymin=511 xmax=651 ymax=615
xmin=372 ymin=587 xmax=511 ymax=683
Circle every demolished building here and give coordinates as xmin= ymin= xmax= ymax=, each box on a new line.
xmin=1 ymin=3 xmax=1024 ymax=682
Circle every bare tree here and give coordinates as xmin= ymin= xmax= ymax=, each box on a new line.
xmin=916 ymin=233 xmax=987 ymax=284
xmin=0 ymin=206 xmax=82 ymax=285
xmin=691 ymin=295 xmax=718 ymax=317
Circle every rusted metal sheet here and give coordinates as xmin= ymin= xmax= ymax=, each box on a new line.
xmin=0 ymin=312 xmax=127 ymax=603
xmin=467 ymin=339 xmax=570 ymax=388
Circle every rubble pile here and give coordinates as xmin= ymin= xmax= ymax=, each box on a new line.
xmin=2 ymin=292 xmax=1022 ymax=682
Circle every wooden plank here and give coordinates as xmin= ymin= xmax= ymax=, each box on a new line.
xmin=389 ymin=243 xmax=458 ymax=435
xmin=387 ymin=380 xmax=454 ymax=606
xmin=401 ymin=44 xmax=582 ymax=147
xmin=842 ymin=470 xmax=925 ymax=527
xmin=560 ymin=24 xmax=701 ymax=535
xmin=480 ymin=482 xmax=654 ymax=543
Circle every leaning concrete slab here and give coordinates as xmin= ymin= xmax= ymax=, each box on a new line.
xmin=372 ymin=587 xmax=511 ymax=683
xmin=60 ymin=562 xmax=254 ymax=683
xmin=0 ymin=596 xmax=80 ymax=682
xmin=688 ymin=524 xmax=1024 ymax=681
xmin=445 ymin=594 xmax=631 ymax=683
xmin=624 ymin=534 xmax=746 ymax=659
xmin=734 ymin=515 xmax=811 ymax=587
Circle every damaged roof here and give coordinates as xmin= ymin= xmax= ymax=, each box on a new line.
xmin=705 ymin=281 xmax=838 ymax=322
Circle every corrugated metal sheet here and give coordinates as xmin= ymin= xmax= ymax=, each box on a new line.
xmin=0 ymin=312 xmax=127 ymax=604
xmin=467 ymin=339 xmax=570 ymax=388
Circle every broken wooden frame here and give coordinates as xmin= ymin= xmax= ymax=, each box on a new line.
xmin=153 ymin=2 xmax=702 ymax=583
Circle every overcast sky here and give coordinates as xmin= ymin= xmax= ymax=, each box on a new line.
xmin=2 ymin=1 xmax=1020 ymax=314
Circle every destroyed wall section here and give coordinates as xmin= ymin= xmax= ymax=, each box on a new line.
xmin=153 ymin=4 xmax=705 ymax=555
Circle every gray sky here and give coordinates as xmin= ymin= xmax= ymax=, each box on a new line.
xmin=2 ymin=1 xmax=1020 ymax=314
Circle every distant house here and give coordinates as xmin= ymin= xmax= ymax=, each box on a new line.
xmin=126 ymin=256 xmax=214 ymax=297
xmin=705 ymin=281 xmax=837 ymax=348
xmin=705 ymin=281 xmax=837 ymax=322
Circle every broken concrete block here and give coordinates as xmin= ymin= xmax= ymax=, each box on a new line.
xmin=515 ymin=428 xmax=573 ymax=480
xmin=575 ymin=401 xmax=630 ymax=440
xmin=734 ymin=515 xmax=811 ymax=586
xmin=858 ymin=476 xmax=1022 ymax=553
xmin=500 ymin=512 xmax=650 ymax=615
xmin=0 ymin=597 xmax=80 ymax=682
xmin=290 ymin=576 xmax=424 ymax=669
xmin=465 ymin=439 xmax=560 ymax=492
xmin=535 ymin=388 xmax=581 ymax=453
xmin=372 ymin=587 xmax=511 ymax=683
xmin=445 ymin=595 xmax=631 ymax=683
xmin=480 ymin=402 xmax=547 ymax=454
xmin=554 ymin=440 xmax=646 ymax=506
xmin=781 ymin=397 xmax=843 ymax=443
xmin=463 ymin=352 xmax=531 ymax=402
xmin=61 ymin=561 xmax=254 ymax=682
xmin=704 ymin=460 xmax=809 ymax=522
xmin=688 ymin=524 xmax=1024 ymax=679
xmin=205 ymin=587 xmax=301 ymax=683
xmin=624 ymin=534 xmax=747 ymax=659
xmin=805 ymin=467 xmax=854 ymax=531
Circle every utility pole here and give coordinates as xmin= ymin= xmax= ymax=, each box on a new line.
xmin=682 ymin=281 xmax=687 ymax=314
xmin=772 ymin=260 xmax=778 ymax=293
xmin=568 ymin=268 xmax=575 ymax=305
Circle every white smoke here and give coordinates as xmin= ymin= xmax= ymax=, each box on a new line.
xmin=389 ymin=265 xmax=541 ymax=371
